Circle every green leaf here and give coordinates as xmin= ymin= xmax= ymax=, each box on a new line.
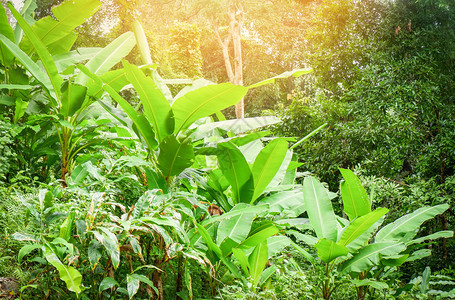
xmin=13 ymin=0 xmax=36 ymax=43
xmin=18 ymin=244 xmax=42 ymax=263
xmin=248 ymin=240 xmax=269 ymax=286
xmin=406 ymin=249 xmax=431 ymax=262
xmin=43 ymin=245 xmax=82 ymax=295
xmin=217 ymin=142 xmax=254 ymax=204
xmin=351 ymin=279 xmax=388 ymax=290
xmin=78 ymin=64 xmax=158 ymax=150
xmin=60 ymin=81 xmax=87 ymax=118
xmin=11 ymin=232 xmax=38 ymax=242
xmin=339 ymin=168 xmax=371 ymax=220
xmin=259 ymin=265 xmax=278 ymax=287
xmin=238 ymin=224 xmax=279 ymax=251
xmin=315 ymin=238 xmax=349 ymax=263
xmin=303 ymin=176 xmax=338 ymax=241
xmin=340 ymin=242 xmax=406 ymax=274
xmin=257 ymin=190 xmax=304 ymax=215
xmin=338 ymin=208 xmax=388 ymax=247
xmin=217 ymin=211 xmax=255 ymax=253
xmin=14 ymin=98 xmax=28 ymax=123
xmin=59 ymin=212 xmax=75 ymax=241
xmin=21 ymin=0 xmax=101 ymax=55
xmin=93 ymin=228 xmax=120 ymax=269
xmin=9 ymin=3 xmax=62 ymax=102
xmin=54 ymin=47 xmax=101 ymax=72
xmin=99 ymin=277 xmax=119 ymax=293
xmin=266 ymin=236 xmax=292 ymax=258
xmin=232 ymin=248 xmax=250 ymax=276
xmin=421 ymin=266 xmax=431 ymax=294
xmin=88 ymin=240 xmax=102 ymax=270
xmin=46 ymin=31 xmax=77 ymax=55
xmin=407 ymin=230 xmax=453 ymax=245
xmin=127 ymin=274 xmax=158 ymax=299
xmin=0 ymin=3 xmax=14 ymax=66
xmin=0 ymin=34 xmax=55 ymax=101
xmin=77 ymin=32 xmax=136 ymax=85
xmin=291 ymin=241 xmax=316 ymax=264
xmin=123 ymin=60 xmax=173 ymax=141
xmin=201 ymin=204 xmax=270 ymax=225
xmin=196 ymin=223 xmax=243 ymax=279
xmin=248 ymin=68 xmax=313 ymax=88
xmin=172 ymin=82 xmax=248 ymax=133
xmin=251 ymin=139 xmax=289 ymax=201
xmin=157 ymin=135 xmax=194 ymax=178
xmin=190 ymin=116 xmax=281 ymax=141
xmin=375 ymin=204 xmax=449 ymax=242
xmin=381 ymin=254 xmax=409 ymax=267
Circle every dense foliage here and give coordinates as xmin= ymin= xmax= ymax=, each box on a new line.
xmin=0 ymin=0 xmax=453 ymax=299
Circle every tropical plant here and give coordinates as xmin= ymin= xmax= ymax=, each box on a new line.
xmin=0 ymin=0 xmax=136 ymax=185
xmin=295 ymin=168 xmax=452 ymax=299
xmin=14 ymin=188 xmax=212 ymax=299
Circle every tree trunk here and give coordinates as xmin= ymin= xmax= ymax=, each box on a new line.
xmin=213 ymin=0 xmax=244 ymax=118
xmin=230 ymin=1 xmax=244 ymax=118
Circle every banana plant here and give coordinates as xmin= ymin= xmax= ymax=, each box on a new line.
xmin=192 ymin=202 xmax=296 ymax=293
xmin=0 ymin=0 xmax=136 ymax=185
xmin=298 ymin=168 xmax=452 ymax=300
xmin=78 ymin=56 xmax=311 ymax=189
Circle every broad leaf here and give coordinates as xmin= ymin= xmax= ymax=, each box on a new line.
xmin=190 ymin=116 xmax=281 ymax=141
xmin=157 ymin=135 xmax=194 ymax=178
xmin=232 ymin=248 xmax=250 ymax=276
xmin=78 ymin=64 xmax=158 ymax=150
xmin=351 ymin=279 xmax=388 ymax=290
xmin=238 ymin=224 xmax=279 ymax=250
xmin=315 ymin=238 xmax=349 ymax=263
xmin=18 ymin=244 xmax=42 ymax=263
xmin=127 ymin=274 xmax=158 ymax=299
xmin=375 ymin=204 xmax=449 ymax=242
xmin=14 ymin=98 xmax=28 ymax=123
xmin=21 ymin=0 xmax=101 ymax=55
xmin=123 ymin=61 xmax=173 ymax=141
xmin=93 ymin=228 xmax=120 ymax=269
xmin=407 ymin=230 xmax=453 ymax=245
xmin=340 ymin=242 xmax=406 ymax=274
xmin=201 ymin=204 xmax=270 ymax=225
xmin=196 ymin=223 xmax=243 ymax=279
xmin=217 ymin=142 xmax=254 ymax=204
xmin=267 ymin=236 xmax=292 ymax=258
xmin=251 ymin=139 xmax=288 ymax=201
xmin=172 ymin=82 xmax=248 ymax=133
xmin=43 ymin=245 xmax=82 ymax=295
xmin=88 ymin=240 xmax=102 ymax=270
xmin=257 ymin=190 xmax=304 ymax=214
xmin=303 ymin=176 xmax=337 ymax=241
xmin=248 ymin=240 xmax=269 ymax=286
xmin=54 ymin=47 xmax=102 ymax=72
xmin=0 ymin=34 xmax=55 ymax=101
xmin=339 ymin=168 xmax=371 ymax=220
xmin=99 ymin=277 xmax=119 ymax=292
xmin=338 ymin=208 xmax=388 ymax=247
xmin=9 ymin=4 xmax=62 ymax=102
xmin=0 ymin=3 xmax=14 ymax=66
xmin=217 ymin=211 xmax=255 ymax=246
xmin=60 ymin=81 xmax=87 ymax=118
xmin=77 ymin=32 xmax=136 ymax=85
